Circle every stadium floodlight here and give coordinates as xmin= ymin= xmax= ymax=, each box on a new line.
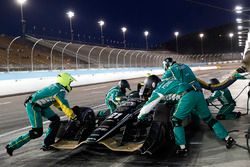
xmin=144 ymin=31 xmax=149 ymax=50
xmin=174 ymin=31 xmax=179 ymax=37
xmin=229 ymin=33 xmax=234 ymax=38
xmin=199 ymin=33 xmax=204 ymax=38
xmin=174 ymin=31 xmax=179 ymax=54
xmin=235 ymin=5 xmax=243 ymax=13
xmin=66 ymin=11 xmax=74 ymax=41
xmin=98 ymin=20 xmax=105 ymax=45
xmin=16 ymin=0 xmax=27 ymax=35
xmin=17 ymin=0 xmax=27 ymax=4
xmin=238 ymin=35 xmax=248 ymax=39
xmin=238 ymin=25 xmax=243 ymax=30
xmin=121 ymin=27 xmax=127 ymax=33
xmin=121 ymin=27 xmax=127 ymax=48
xmin=67 ymin=11 xmax=74 ymax=18
xmin=236 ymin=18 xmax=243 ymax=23
xmin=199 ymin=33 xmax=204 ymax=55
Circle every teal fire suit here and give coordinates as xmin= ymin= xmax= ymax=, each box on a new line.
xmin=207 ymin=88 xmax=239 ymax=120
xmin=138 ymin=79 xmax=228 ymax=147
xmin=162 ymin=63 xmax=246 ymax=91
xmin=104 ymin=85 xmax=125 ymax=114
xmin=7 ymin=83 xmax=77 ymax=151
xmin=162 ymin=63 xmax=201 ymax=90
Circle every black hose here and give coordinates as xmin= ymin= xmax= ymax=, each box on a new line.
xmin=228 ymin=130 xmax=250 ymax=153
xmin=233 ymin=85 xmax=248 ymax=101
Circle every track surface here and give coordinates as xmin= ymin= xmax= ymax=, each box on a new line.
xmin=1 ymin=64 xmax=250 ymax=166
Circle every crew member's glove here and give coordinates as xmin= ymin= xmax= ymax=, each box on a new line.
xmin=115 ymin=96 xmax=127 ymax=102
xmin=233 ymin=73 xmax=247 ymax=80
xmin=137 ymin=114 xmax=146 ymax=121
xmin=236 ymin=66 xmax=247 ymax=73
xmin=24 ymin=95 xmax=32 ymax=106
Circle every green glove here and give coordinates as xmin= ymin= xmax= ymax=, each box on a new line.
xmin=137 ymin=114 xmax=146 ymax=121
xmin=97 ymin=110 xmax=107 ymax=117
xmin=234 ymin=73 xmax=247 ymax=80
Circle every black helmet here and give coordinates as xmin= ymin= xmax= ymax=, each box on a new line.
xmin=210 ymin=78 xmax=220 ymax=85
xmin=163 ymin=57 xmax=176 ymax=70
xmin=140 ymin=75 xmax=161 ymax=98
xmin=118 ymin=80 xmax=131 ymax=90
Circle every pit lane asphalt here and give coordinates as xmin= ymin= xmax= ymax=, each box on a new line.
xmin=1 ymin=63 xmax=250 ymax=166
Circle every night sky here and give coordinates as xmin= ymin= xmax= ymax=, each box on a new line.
xmin=0 ymin=0 xmax=249 ymax=48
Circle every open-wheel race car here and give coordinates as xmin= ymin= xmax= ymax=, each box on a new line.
xmin=51 ymin=89 xmax=193 ymax=155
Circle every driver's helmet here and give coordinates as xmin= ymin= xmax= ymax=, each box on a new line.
xmin=57 ymin=72 xmax=76 ymax=92
xmin=139 ymin=75 xmax=161 ymax=99
xmin=118 ymin=80 xmax=131 ymax=91
xmin=162 ymin=57 xmax=176 ymax=70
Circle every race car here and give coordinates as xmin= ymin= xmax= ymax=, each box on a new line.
xmin=51 ymin=90 xmax=193 ymax=155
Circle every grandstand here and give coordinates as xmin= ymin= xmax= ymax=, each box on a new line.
xmin=0 ymin=34 xmax=242 ymax=72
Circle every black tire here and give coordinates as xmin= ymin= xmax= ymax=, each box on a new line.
xmin=140 ymin=103 xmax=175 ymax=155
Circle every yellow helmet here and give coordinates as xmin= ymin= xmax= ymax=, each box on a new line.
xmin=57 ymin=72 xmax=76 ymax=92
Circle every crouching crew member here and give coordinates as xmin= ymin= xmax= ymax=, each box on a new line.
xmin=5 ymin=72 xmax=78 ymax=156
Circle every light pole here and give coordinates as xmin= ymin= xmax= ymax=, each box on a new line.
xmin=144 ymin=31 xmax=149 ymax=50
xmin=229 ymin=33 xmax=234 ymax=60
xmin=16 ymin=0 xmax=27 ymax=36
xmin=121 ymin=27 xmax=127 ymax=48
xmin=66 ymin=11 xmax=74 ymax=41
xmin=174 ymin=31 xmax=179 ymax=54
xmin=199 ymin=33 xmax=204 ymax=55
xmin=98 ymin=20 xmax=105 ymax=45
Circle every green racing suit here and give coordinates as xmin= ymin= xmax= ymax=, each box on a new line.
xmin=162 ymin=63 xmax=246 ymax=91
xmin=207 ymin=88 xmax=239 ymax=120
xmin=104 ymin=85 xmax=125 ymax=114
xmin=7 ymin=83 xmax=77 ymax=151
xmin=138 ymin=79 xmax=228 ymax=147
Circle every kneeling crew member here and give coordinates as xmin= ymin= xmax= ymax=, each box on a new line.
xmin=207 ymin=78 xmax=241 ymax=120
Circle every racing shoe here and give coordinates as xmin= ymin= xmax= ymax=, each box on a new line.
xmin=5 ymin=144 xmax=14 ymax=156
xmin=175 ymin=146 xmax=189 ymax=157
xmin=236 ymin=112 xmax=241 ymax=118
xmin=40 ymin=145 xmax=54 ymax=151
xmin=225 ymin=136 xmax=236 ymax=149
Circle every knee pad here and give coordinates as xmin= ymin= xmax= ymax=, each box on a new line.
xmin=172 ymin=116 xmax=183 ymax=127
xmin=203 ymin=115 xmax=217 ymax=128
xmin=29 ymin=128 xmax=43 ymax=139
xmin=48 ymin=115 xmax=60 ymax=129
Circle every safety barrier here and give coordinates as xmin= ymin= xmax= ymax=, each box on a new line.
xmin=0 ymin=65 xmax=218 ymax=97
